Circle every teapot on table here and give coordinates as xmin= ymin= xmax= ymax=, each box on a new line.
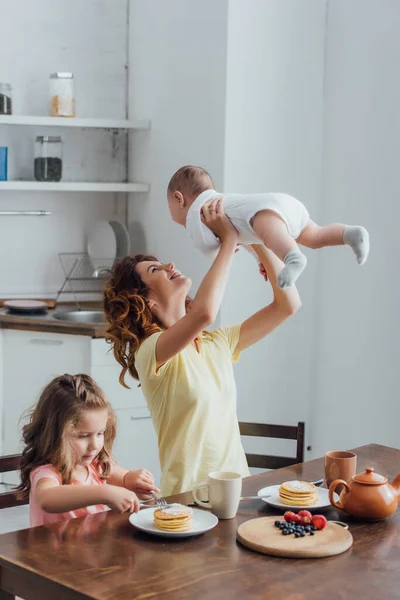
xmin=329 ymin=467 xmax=400 ymax=521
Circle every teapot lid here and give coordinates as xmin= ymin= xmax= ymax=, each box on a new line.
xmin=353 ymin=467 xmax=387 ymax=485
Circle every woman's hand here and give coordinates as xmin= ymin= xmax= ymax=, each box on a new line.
xmin=201 ymin=197 xmax=238 ymax=245
xmin=123 ymin=469 xmax=159 ymax=500
xmin=155 ymin=197 xmax=239 ymax=368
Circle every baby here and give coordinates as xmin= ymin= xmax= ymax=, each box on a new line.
xmin=167 ymin=165 xmax=370 ymax=288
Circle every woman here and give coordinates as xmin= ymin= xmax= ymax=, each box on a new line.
xmin=104 ymin=198 xmax=301 ymax=496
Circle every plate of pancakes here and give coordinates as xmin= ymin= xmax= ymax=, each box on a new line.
xmin=129 ymin=503 xmax=219 ymax=538
xmin=257 ymin=480 xmax=338 ymax=511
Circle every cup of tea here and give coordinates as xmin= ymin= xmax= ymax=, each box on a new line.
xmin=192 ymin=471 xmax=242 ymax=519
xmin=325 ymin=451 xmax=357 ymax=491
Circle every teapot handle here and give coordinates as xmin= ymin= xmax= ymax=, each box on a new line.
xmin=329 ymin=479 xmax=349 ymax=510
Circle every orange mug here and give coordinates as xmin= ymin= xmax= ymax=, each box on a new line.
xmin=325 ymin=451 xmax=357 ymax=491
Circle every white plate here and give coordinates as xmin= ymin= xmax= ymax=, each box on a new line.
xmin=129 ymin=507 xmax=218 ymax=538
xmin=4 ymin=299 xmax=48 ymax=315
xmin=87 ymin=220 xmax=117 ymax=265
xmin=257 ymin=485 xmax=338 ymax=512
xmin=109 ymin=220 xmax=130 ymax=258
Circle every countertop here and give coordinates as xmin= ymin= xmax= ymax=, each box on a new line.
xmin=0 ymin=304 xmax=107 ymax=338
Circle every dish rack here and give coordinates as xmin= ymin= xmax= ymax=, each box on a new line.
xmin=56 ymin=253 xmax=115 ymax=305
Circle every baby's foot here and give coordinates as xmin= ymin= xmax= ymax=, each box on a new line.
xmin=344 ymin=226 xmax=370 ymax=265
xmin=277 ymin=249 xmax=307 ymax=289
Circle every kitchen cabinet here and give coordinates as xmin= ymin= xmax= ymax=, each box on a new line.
xmin=90 ymin=338 xmax=146 ymax=410
xmin=1 ymin=329 xmax=157 ymax=485
xmin=2 ymin=330 xmax=90 ymax=484
xmin=113 ymin=408 xmax=161 ymax=484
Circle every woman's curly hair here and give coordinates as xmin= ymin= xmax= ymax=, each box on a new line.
xmin=103 ymin=255 xmax=163 ymax=385
xmin=104 ymin=255 xmax=194 ymax=386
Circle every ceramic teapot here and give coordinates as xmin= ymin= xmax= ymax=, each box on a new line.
xmin=329 ymin=467 xmax=400 ymax=521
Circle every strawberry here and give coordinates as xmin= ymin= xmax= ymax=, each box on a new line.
xmin=311 ymin=514 xmax=327 ymax=530
xmin=290 ymin=513 xmax=302 ymax=524
xmin=284 ymin=511 xmax=297 ymax=523
xmin=298 ymin=510 xmax=313 ymax=524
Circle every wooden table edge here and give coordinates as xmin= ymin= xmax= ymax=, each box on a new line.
xmin=0 ymin=557 xmax=92 ymax=600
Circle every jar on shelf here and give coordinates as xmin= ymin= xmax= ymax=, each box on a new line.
xmin=49 ymin=72 xmax=75 ymax=117
xmin=34 ymin=136 xmax=63 ymax=182
xmin=0 ymin=83 xmax=12 ymax=115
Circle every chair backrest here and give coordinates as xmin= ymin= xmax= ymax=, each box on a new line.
xmin=239 ymin=421 xmax=305 ymax=470
xmin=0 ymin=454 xmax=27 ymax=509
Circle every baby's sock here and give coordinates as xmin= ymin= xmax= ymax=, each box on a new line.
xmin=277 ymin=249 xmax=307 ymax=289
xmin=343 ymin=226 xmax=370 ymax=265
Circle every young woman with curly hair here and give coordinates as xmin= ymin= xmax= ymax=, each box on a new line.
xmin=104 ymin=199 xmax=301 ymax=496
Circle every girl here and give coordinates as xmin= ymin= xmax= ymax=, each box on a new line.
xmin=104 ymin=201 xmax=301 ymax=496
xmin=17 ymin=373 xmax=159 ymax=527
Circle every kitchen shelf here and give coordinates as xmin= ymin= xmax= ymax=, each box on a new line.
xmin=0 ymin=181 xmax=149 ymax=193
xmin=0 ymin=115 xmax=150 ymax=130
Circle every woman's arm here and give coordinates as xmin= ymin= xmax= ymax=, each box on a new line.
xmin=156 ymin=198 xmax=238 ymax=366
xmin=234 ymin=244 xmax=302 ymax=353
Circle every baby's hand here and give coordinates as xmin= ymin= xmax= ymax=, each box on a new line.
xmin=104 ymin=485 xmax=140 ymax=513
xmin=124 ymin=469 xmax=159 ymax=500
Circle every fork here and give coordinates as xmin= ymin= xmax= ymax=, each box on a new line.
xmin=140 ymin=491 xmax=169 ymax=508
xmin=240 ymin=494 xmax=272 ymax=501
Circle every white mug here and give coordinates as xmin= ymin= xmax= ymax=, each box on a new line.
xmin=192 ymin=471 xmax=242 ymax=519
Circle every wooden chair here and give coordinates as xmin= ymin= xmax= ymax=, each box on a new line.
xmin=0 ymin=454 xmax=26 ymax=509
xmin=239 ymin=421 xmax=305 ymax=470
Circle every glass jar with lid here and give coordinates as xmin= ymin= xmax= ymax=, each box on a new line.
xmin=34 ymin=136 xmax=63 ymax=182
xmin=49 ymin=72 xmax=75 ymax=117
xmin=0 ymin=83 xmax=12 ymax=115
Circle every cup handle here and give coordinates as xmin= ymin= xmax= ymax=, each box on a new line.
xmin=329 ymin=479 xmax=349 ymax=510
xmin=192 ymin=483 xmax=212 ymax=509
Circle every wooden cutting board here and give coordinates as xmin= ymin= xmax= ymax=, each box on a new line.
xmin=237 ymin=516 xmax=353 ymax=558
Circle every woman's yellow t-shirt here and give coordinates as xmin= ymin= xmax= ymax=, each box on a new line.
xmin=135 ymin=325 xmax=250 ymax=496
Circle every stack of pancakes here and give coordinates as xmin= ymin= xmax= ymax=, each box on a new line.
xmin=279 ymin=480 xmax=318 ymax=506
xmin=153 ymin=504 xmax=193 ymax=532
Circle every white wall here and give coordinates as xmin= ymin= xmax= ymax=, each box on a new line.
xmin=310 ymin=0 xmax=400 ymax=456
xmin=128 ymin=0 xmax=399 ymax=462
xmin=221 ymin=0 xmax=327 ymax=456
xmin=128 ymin=0 xmax=327 ymax=458
xmin=128 ymin=0 xmax=229 ymax=295
xmin=0 ymin=0 xmax=128 ymax=296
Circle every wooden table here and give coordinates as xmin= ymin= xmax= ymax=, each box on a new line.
xmin=0 ymin=444 xmax=398 ymax=600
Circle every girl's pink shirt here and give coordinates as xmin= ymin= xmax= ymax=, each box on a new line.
xmin=29 ymin=463 xmax=109 ymax=527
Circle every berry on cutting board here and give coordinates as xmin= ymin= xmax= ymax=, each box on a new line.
xmin=283 ymin=511 xmax=297 ymax=523
xmin=283 ymin=512 xmax=302 ymax=524
xmin=275 ymin=512 xmax=328 ymax=537
xmin=311 ymin=514 xmax=328 ymax=530
xmin=298 ymin=510 xmax=313 ymax=524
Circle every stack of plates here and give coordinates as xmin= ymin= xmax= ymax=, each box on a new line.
xmin=4 ymin=300 xmax=49 ymax=316
xmin=87 ymin=220 xmax=131 ymax=270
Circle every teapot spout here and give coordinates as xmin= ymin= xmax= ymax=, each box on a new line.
xmin=390 ymin=474 xmax=400 ymax=497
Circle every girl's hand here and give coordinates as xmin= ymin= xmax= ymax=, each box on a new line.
xmin=201 ymin=197 xmax=238 ymax=245
xmin=124 ymin=469 xmax=159 ymax=500
xmin=104 ymin=485 xmax=140 ymax=513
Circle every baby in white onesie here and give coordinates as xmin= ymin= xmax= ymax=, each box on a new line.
xmin=167 ymin=166 xmax=370 ymax=288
